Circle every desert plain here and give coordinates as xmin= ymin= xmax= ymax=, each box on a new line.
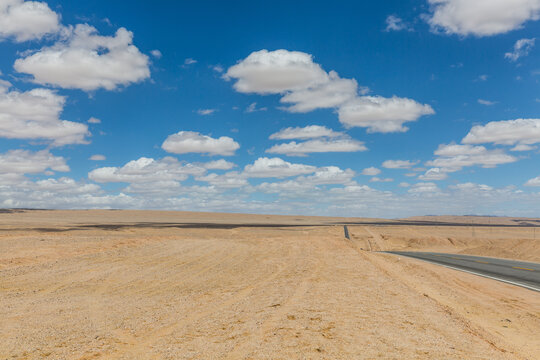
xmin=0 ymin=209 xmax=539 ymax=359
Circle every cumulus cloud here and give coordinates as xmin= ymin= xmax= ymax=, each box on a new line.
xmin=226 ymin=49 xmax=433 ymax=133
xmin=200 ymin=159 xmax=236 ymax=170
xmin=408 ymin=182 xmax=441 ymax=194
xmin=89 ymin=154 xmax=106 ymax=161
xmin=361 ymin=167 xmax=381 ymax=176
xmin=269 ymin=125 xmax=344 ymax=140
xmin=505 ymin=38 xmax=536 ymax=61
xmin=225 ymin=49 xmax=328 ymax=94
xmin=161 ymin=131 xmax=240 ymax=156
xmin=14 ymin=24 xmax=150 ymax=91
xmin=462 ymin=118 xmax=540 ymax=148
xmin=370 ymin=177 xmax=393 ymax=183
xmin=382 ymin=160 xmax=419 ymax=169
xmin=279 ymin=71 xmax=358 ymax=112
xmin=426 ymin=0 xmax=540 ymax=36
xmin=0 ymin=81 xmax=89 ymax=146
xmin=525 ymin=176 xmax=540 ymax=186
xmin=427 ymin=143 xmax=517 ymax=172
xmin=266 ymin=138 xmax=367 ymax=156
xmin=338 ymin=96 xmax=434 ymax=133
xmin=385 ymin=15 xmax=411 ymax=31
xmin=0 ymin=149 xmax=68 ymax=184
xmin=0 ymin=0 xmax=60 ymax=42
xmin=196 ymin=171 xmax=248 ymax=188
xmin=418 ymin=167 xmax=448 ymax=181
xmin=243 ymin=157 xmax=316 ymax=178
xmin=88 ymin=156 xmax=206 ymax=184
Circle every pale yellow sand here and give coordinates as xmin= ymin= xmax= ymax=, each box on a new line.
xmin=0 ymin=210 xmax=538 ymax=359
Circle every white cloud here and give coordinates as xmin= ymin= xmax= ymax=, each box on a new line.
xmin=88 ymin=156 xmax=206 ymax=184
xmin=505 ymin=38 xmax=535 ymax=61
xmin=161 ymin=131 xmax=240 ymax=156
xmin=14 ymin=24 xmax=150 ymax=91
xmin=338 ymin=96 xmax=434 ymax=133
xmin=418 ymin=167 xmax=448 ymax=181
xmin=0 ymin=149 xmax=68 ymax=184
xmin=279 ymin=71 xmax=358 ymax=112
xmin=196 ymin=171 xmax=247 ymax=188
xmin=89 ymin=154 xmax=106 ymax=161
xmin=201 ymin=159 xmax=236 ymax=170
xmin=151 ymin=49 xmax=162 ymax=58
xmin=87 ymin=117 xmax=101 ymax=124
xmin=408 ymin=182 xmax=441 ymax=194
xmin=426 ymin=0 xmax=540 ymax=36
xmin=266 ymin=138 xmax=366 ymax=156
xmin=361 ymin=167 xmax=381 ymax=176
xmin=301 ymin=166 xmax=355 ymax=185
xmin=427 ymin=143 xmax=517 ymax=172
xmin=385 ymin=15 xmax=411 ymax=31
xmin=0 ymin=0 xmax=60 ymax=42
xmin=476 ymin=74 xmax=489 ymax=81
xmin=477 ymin=99 xmax=497 ymax=106
xmin=525 ymin=176 xmax=540 ymax=186
xmin=245 ymin=102 xmax=267 ymax=113
xmin=0 ymin=81 xmax=89 ymax=146
xmin=184 ymin=58 xmax=197 ymax=65
xmin=243 ymin=157 xmax=316 ymax=178
xmin=462 ymin=118 xmax=540 ymax=147
xmin=225 ymin=49 xmax=328 ymax=94
xmin=269 ymin=125 xmax=344 ymax=140
xmin=370 ymin=177 xmax=393 ymax=183
xmin=226 ymin=49 xmax=433 ymax=133
xmin=197 ymin=108 xmax=217 ymax=115
xmin=382 ymin=159 xmax=419 ymax=169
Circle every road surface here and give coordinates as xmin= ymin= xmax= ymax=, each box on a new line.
xmin=384 ymin=251 xmax=540 ymax=292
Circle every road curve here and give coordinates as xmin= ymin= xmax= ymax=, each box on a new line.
xmin=383 ymin=251 xmax=540 ymax=292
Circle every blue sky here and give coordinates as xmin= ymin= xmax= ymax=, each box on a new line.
xmin=1 ymin=0 xmax=540 ymax=217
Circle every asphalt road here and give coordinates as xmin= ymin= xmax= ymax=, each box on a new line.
xmin=384 ymin=251 xmax=540 ymax=292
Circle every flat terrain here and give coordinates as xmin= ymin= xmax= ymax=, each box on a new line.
xmin=1 ymin=210 xmax=539 ymax=359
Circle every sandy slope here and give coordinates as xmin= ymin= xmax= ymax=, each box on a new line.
xmin=0 ymin=210 xmax=539 ymax=359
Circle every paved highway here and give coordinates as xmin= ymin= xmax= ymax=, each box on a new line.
xmin=384 ymin=251 xmax=540 ymax=292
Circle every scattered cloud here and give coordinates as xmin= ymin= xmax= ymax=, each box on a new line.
xmin=226 ymin=49 xmax=433 ymax=133
xmin=382 ymin=160 xmax=419 ymax=169
xmin=245 ymin=102 xmax=267 ymax=113
xmin=370 ymin=177 xmax=393 ymax=182
xmin=361 ymin=167 xmax=381 ymax=176
xmin=525 ymin=176 xmax=540 ymax=186
xmin=426 ymin=143 xmax=517 ymax=172
xmin=184 ymin=58 xmax=197 ymax=65
xmin=425 ymin=0 xmax=540 ymax=36
xmin=462 ymin=118 xmax=540 ymax=148
xmin=338 ymin=95 xmax=434 ymax=133
xmin=418 ymin=167 xmax=448 ymax=181
xmin=476 ymin=74 xmax=489 ymax=81
xmin=477 ymin=99 xmax=497 ymax=106
xmin=197 ymin=108 xmax=217 ymax=115
xmin=201 ymin=159 xmax=236 ymax=170
xmin=385 ymin=15 xmax=411 ymax=32
xmin=243 ymin=157 xmax=316 ymax=178
xmin=88 ymin=117 xmax=101 ymax=124
xmin=150 ymin=49 xmax=162 ymax=58
xmin=0 ymin=0 xmax=60 ymax=42
xmin=269 ymin=125 xmax=344 ymax=140
xmin=161 ymin=131 xmax=240 ymax=156
xmin=266 ymin=138 xmax=367 ymax=156
xmin=89 ymin=156 xmax=206 ymax=184
xmin=14 ymin=24 xmax=150 ymax=91
xmin=0 ymin=81 xmax=89 ymax=146
xmin=89 ymin=154 xmax=106 ymax=161
xmin=0 ymin=149 xmax=68 ymax=177
xmin=505 ymin=38 xmax=535 ymax=61
xmin=212 ymin=64 xmax=224 ymax=73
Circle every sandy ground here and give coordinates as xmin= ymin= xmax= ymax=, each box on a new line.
xmin=0 ymin=210 xmax=539 ymax=359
